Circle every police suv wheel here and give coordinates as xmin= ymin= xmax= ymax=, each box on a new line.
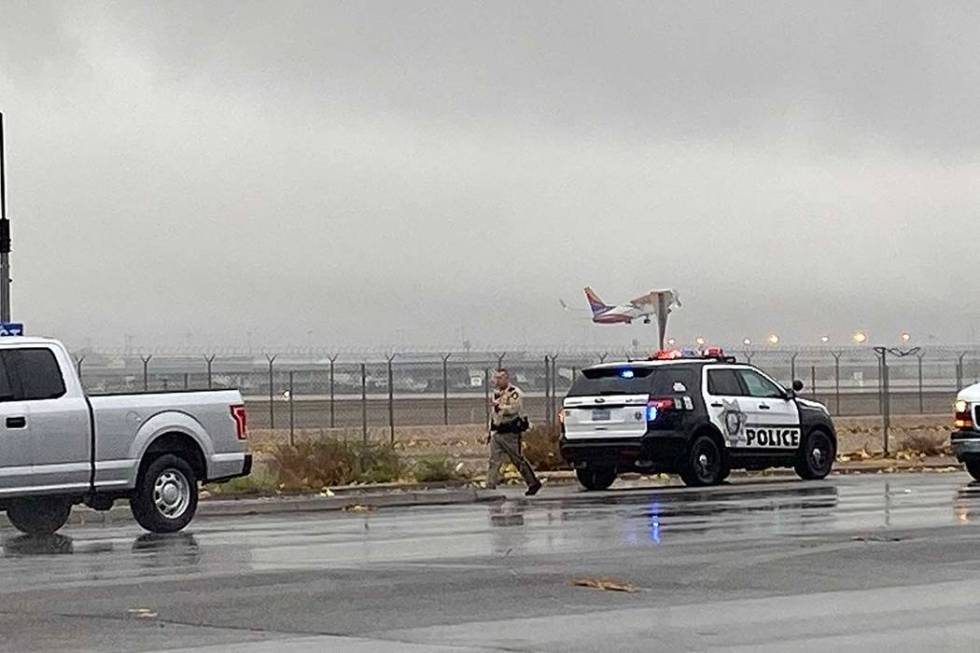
xmin=795 ymin=430 xmax=835 ymax=480
xmin=680 ymin=435 xmax=724 ymax=487
xmin=131 ymin=454 xmax=199 ymax=534
xmin=576 ymin=466 xmax=617 ymax=491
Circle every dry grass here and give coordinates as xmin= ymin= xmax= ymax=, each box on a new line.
xmin=901 ymin=431 xmax=950 ymax=457
xmin=522 ymin=424 xmax=568 ymax=471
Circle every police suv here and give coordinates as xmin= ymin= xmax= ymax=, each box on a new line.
xmin=559 ymin=349 xmax=837 ymax=489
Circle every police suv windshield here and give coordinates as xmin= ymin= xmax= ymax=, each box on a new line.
xmin=568 ymin=365 xmax=697 ymax=397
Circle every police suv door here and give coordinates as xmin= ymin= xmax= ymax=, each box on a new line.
xmin=734 ymin=367 xmax=801 ymax=449
xmin=703 ymin=366 xmax=801 ymax=450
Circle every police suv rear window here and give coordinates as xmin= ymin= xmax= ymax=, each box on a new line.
xmin=568 ymin=367 xmax=696 ymax=397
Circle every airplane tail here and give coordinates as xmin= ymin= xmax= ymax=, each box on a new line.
xmin=584 ymin=287 xmax=611 ymax=316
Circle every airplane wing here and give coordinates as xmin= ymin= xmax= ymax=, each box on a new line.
xmin=559 ymin=298 xmax=589 ymax=313
xmin=630 ymin=289 xmax=681 ymax=310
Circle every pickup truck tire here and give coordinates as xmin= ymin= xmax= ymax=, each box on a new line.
xmin=131 ymin=454 xmax=199 ymax=533
xmin=795 ymin=429 xmax=835 ymax=480
xmin=6 ymin=497 xmax=72 ymax=536
xmin=679 ymin=434 xmax=724 ymax=487
xmin=575 ymin=466 xmax=617 ymax=491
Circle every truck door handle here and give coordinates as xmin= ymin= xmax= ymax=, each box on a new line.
xmin=5 ymin=416 xmax=26 ymax=429
xmin=758 ymin=404 xmax=771 ymax=410
xmin=710 ymin=403 xmax=723 ymax=408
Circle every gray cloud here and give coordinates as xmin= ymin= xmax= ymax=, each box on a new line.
xmin=1 ymin=1 xmax=978 ymax=350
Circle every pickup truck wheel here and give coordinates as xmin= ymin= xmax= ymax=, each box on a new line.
xmin=131 ymin=454 xmax=199 ymax=533
xmin=795 ymin=430 xmax=836 ymax=480
xmin=5 ymin=498 xmax=72 ymax=536
xmin=679 ymin=435 xmax=724 ymax=487
xmin=575 ymin=466 xmax=617 ymax=491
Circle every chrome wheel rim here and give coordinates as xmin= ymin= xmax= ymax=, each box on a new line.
xmin=153 ymin=468 xmax=191 ymax=519
xmin=695 ymin=444 xmax=718 ymax=480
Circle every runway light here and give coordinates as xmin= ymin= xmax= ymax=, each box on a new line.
xmin=743 ymin=338 xmax=752 ymax=346
xmin=695 ymin=336 xmax=706 ymax=347
xmin=901 ymin=332 xmax=912 ymax=343
xmin=767 ymin=334 xmax=780 ymax=345
xmin=820 ymin=335 xmax=830 ymax=344
xmin=853 ymin=331 xmax=868 ymax=344
xmin=667 ymin=338 xmax=676 ymax=346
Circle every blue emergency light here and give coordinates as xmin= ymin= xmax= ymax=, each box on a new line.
xmin=620 ymin=369 xmax=635 ymax=379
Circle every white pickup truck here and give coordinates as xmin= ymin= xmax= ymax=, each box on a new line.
xmin=953 ymin=384 xmax=980 ymax=479
xmin=0 ymin=337 xmax=251 ymax=535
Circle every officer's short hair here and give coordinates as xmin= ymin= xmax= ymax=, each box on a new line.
xmin=495 ymin=368 xmax=509 ymax=376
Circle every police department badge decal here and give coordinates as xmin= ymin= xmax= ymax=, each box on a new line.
xmin=720 ymin=399 xmax=747 ymax=446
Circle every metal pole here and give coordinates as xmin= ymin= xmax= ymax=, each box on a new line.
xmin=329 ymin=355 xmax=337 ymax=429
xmin=183 ymin=372 xmax=189 ymax=390
xmin=917 ymin=351 xmax=925 ymax=414
xmin=551 ymin=354 xmax=560 ymax=422
xmin=790 ymin=352 xmax=799 ymax=385
xmin=810 ymin=364 xmax=816 ymax=399
xmin=0 ymin=113 xmax=11 ymax=323
xmin=957 ymin=352 xmax=967 ymax=389
xmin=288 ymin=371 xmax=295 ymax=446
xmin=598 ymin=352 xmax=608 ymax=363
xmin=496 ymin=352 xmax=506 ymax=369
xmin=386 ymin=354 xmax=396 ymax=444
xmin=831 ymin=352 xmax=842 ymax=416
xmin=483 ymin=367 xmax=491 ymax=428
xmin=361 ymin=362 xmax=368 ymax=444
xmin=205 ymin=354 xmax=215 ymax=390
xmin=266 ymin=354 xmax=277 ymax=430
xmin=543 ymin=356 xmax=552 ymax=425
xmin=441 ymin=353 xmax=451 ymax=426
xmin=141 ymin=355 xmax=152 ymax=391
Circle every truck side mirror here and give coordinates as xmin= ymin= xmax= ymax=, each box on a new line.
xmin=792 ymin=380 xmax=804 ymax=392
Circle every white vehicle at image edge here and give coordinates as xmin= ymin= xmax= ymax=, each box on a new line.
xmin=0 ymin=337 xmax=251 ymax=535
xmin=952 ymin=383 xmax=980 ymax=479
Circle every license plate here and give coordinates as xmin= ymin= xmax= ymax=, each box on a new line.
xmin=592 ymin=408 xmax=611 ymax=421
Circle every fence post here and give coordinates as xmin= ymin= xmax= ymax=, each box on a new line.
xmin=496 ymin=352 xmax=506 ymax=369
xmin=140 ymin=355 xmax=152 ymax=392
xmin=288 ymin=370 xmax=295 ymax=446
xmin=266 ymin=354 xmax=277 ymax=429
xmin=551 ymin=354 xmax=560 ymax=423
xmin=598 ymin=352 xmax=608 ymax=363
xmin=484 ymin=367 xmax=491 ymax=428
xmin=361 ymin=362 xmax=368 ymax=444
xmin=183 ymin=372 xmax=189 ymax=390
xmin=441 ymin=353 xmax=451 ymax=426
xmin=205 ymin=354 xmax=216 ymax=390
xmin=874 ymin=347 xmax=891 ymax=455
xmin=831 ymin=351 xmax=842 ymax=416
xmin=544 ymin=356 xmax=552 ymax=425
xmin=789 ymin=352 xmax=799 ymax=385
xmin=810 ymin=364 xmax=816 ymax=399
xmin=329 ymin=354 xmax=338 ymax=429
xmin=386 ymin=354 xmax=396 ymax=445
xmin=917 ymin=350 xmax=926 ymax=414
xmin=957 ymin=352 xmax=967 ymax=389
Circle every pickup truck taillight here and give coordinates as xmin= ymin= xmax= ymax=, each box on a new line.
xmin=647 ymin=397 xmax=675 ymax=421
xmin=955 ymin=400 xmax=973 ymax=430
xmin=231 ymin=405 xmax=248 ymax=440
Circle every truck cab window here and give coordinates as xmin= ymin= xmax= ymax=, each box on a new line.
xmin=3 ymin=349 xmax=67 ymax=400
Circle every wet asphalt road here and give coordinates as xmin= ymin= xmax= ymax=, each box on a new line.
xmin=5 ymin=473 xmax=980 ymax=652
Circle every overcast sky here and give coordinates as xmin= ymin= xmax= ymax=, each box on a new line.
xmin=1 ymin=1 xmax=979 ymax=351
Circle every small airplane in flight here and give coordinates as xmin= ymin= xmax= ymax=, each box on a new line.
xmin=561 ymin=287 xmax=682 ymax=348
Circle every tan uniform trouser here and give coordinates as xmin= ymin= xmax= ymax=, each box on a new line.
xmin=487 ymin=431 xmax=539 ymax=489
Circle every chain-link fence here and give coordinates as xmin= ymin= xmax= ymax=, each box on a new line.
xmin=72 ymin=347 xmax=979 ymax=441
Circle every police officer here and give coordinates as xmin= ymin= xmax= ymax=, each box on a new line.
xmin=486 ymin=368 xmax=542 ymax=496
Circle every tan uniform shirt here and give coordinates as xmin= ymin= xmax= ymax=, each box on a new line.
xmin=491 ymin=384 xmax=524 ymax=428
